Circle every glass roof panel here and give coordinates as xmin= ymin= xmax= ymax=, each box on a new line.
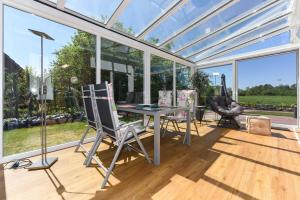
xmin=112 ymin=0 xmax=177 ymax=36
xmin=178 ymin=1 xmax=290 ymax=57
xmin=64 ymin=0 xmax=123 ymax=24
xmin=164 ymin=0 xmax=277 ymax=52
xmin=190 ymin=17 xmax=288 ymax=62
xmin=216 ymin=31 xmax=290 ymax=59
xmin=143 ymin=0 xmax=223 ymax=45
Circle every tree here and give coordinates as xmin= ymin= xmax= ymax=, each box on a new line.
xmin=191 ymin=71 xmax=210 ymax=105
xmin=50 ymin=30 xmax=96 ymax=114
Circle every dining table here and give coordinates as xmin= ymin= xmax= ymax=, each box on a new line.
xmin=117 ymin=105 xmax=191 ymax=166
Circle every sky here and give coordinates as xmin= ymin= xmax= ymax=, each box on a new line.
xmin=3 ymin=3 xmax=297 ymax=90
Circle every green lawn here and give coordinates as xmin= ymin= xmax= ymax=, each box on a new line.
xmin=3 ymin=121 xmax=95 ymax=156
xmin=239 ymin=96 xmax=296 ymax=106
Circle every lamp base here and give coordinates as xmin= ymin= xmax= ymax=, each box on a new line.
xmin=27 ymin=157 xmax=58 ymax=170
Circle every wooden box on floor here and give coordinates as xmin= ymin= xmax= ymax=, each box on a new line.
xmin=246 ymin=116 xmax=271 ymax=136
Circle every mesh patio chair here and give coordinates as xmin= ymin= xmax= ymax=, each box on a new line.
xmin=75 ymin=85 xmax=106 ymax=168
xmin=162 ymin=90 xmax=199 ymax=137
xmin=85 ymin=82 xmax=151 ymax=189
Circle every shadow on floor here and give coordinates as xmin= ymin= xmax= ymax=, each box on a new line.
xmin=88 ymin=125 xmax=264 ymax=199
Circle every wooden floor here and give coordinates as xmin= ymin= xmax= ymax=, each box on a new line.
xmin=1 ymin=123 xmax=300 ymax=200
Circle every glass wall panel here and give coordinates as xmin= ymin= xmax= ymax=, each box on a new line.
xmin=176 ymin=64 xmax=191 ymax=90
xmin=237 ymin=52 xmax=297 ymax=126
xmin=3 ymin=6 xmax=96 ymax=156
xmin=101 ymin=38 xmax=144 ymax=104
xmin=65 ymin=0 xmax=123 ymax=24
xmin=151 ymin=55 xmax=173 ymax=103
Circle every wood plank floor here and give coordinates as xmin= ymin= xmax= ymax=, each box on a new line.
xmin=1 ymin=123 xmax=300 ymax=200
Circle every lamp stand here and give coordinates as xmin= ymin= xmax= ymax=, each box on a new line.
xmin=28 ymin=34 xmax=57 ymax=170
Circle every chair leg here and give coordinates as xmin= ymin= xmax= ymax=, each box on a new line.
xmin=132 ymin=129 xmax=151 ymax=164
xmin=175 ymin=121 xmax=181 ymax=132
xmin=84 ymin=131 xmax=105 ymax=166
xmin=193 ymin=120 xmax=200 ymax=136
xmin=101 ymin=131 xmax=128 ymax=189
xmin=75 ymin=126 xmax=90 ymax=152
xmin=146 ymin=116 xmax=152 ymax=127
xmin=171 ymin=120 xmax=178 ymax=133
xmin=162 ymin=120 xmax=170 ymax=136
xmin=160 ymin=118 xmax=166 ymax=131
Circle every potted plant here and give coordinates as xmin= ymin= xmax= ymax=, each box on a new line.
xmin=191 ymin=71 xmax=210 ymax=121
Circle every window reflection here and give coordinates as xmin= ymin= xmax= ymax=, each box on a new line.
xmin=151 ymin=55 xmax=173 ymax=104
xmin=101 ymin=38 xmax=144 ymax=104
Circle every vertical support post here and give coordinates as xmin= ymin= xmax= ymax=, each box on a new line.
xmin=144 ymin=49 xmax=151 ymax=104
xmin=143 ymin=49 xmax=151 ymax=126
xmin=232 ymin=60 xmax=238 ymax=101
xmin=96 ymin=35 xmax=101 ymax=84
xmin=173 ymin=61 xmax=176 ymax=106
xmin=0 ymin=1 xmax=4 ymax=160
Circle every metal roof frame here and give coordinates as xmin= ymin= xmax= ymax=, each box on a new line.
xmin=174 ymin=0 xmax=284 ymax=54
xmin=195 ymin=26 xmax=290 ymax=63
xmin=157 ymin=0 xmax=237 ymax=47
xmin=186 ymin=12 xmax=291 ymax=59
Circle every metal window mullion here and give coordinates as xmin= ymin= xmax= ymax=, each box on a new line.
xmin=158 ymin=0 xmax=237 ymax=47
xmin=232 ymin=60 xmax=238 ymax=101
xmin=137 ymin=0 xmax=189 ymax=40
xmin=173 ymin=61 xmax=176 ymax=106
xmin=105 ymin=0 xmax=132 ymax=28
xmin=96 ymin=35 xmax=101 ymax=84
xmin=144 ymin=49 xmax=151 ymax=104
xmin=0 ymin=1 xmax=4 ymax=160
xmin=195 ymin=26 xmax=290 ymax=63
xmin=186 ymin=13 xmax=290 ymax=59
xmin=295 ymin=48 xmax=299 ymax=128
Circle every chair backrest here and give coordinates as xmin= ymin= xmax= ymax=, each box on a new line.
xmin=93 ymin=82 xmax=120 ymax=140
xmin=158 ymin=90 xmax=172 ymax=107
xmin=176 ymin=90 xmax=196 ymax=118
xmin=81 ymin=85 xmax=98 ymax=129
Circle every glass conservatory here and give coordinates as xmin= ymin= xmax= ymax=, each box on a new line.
xmin=0 ymin=0 xmax=300 ymax=199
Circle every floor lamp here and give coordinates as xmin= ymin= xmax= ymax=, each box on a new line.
xmin=28 ymin=29 xmax=58 ymax=170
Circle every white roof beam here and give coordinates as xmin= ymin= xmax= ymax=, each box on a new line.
xmin=196 ymin=43 xmax=300 ymax=67
xmin=175 ymin=0 xmax=283 ymax=54
xmin=158 ymin=0 xmax=238 ymax=47
xmin=105 ymin=0 xmax=132 ymax=28
xmin=186 ymin=12 xmax=290 ymax=59
xmin=195 ymin=26 xmax=290 ymax=62
xmin=137 ymin=0 xmax=189 ymax=40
